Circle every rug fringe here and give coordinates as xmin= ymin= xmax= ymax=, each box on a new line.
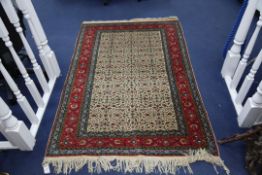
xmin=43 ymin=149 xmax=230 ymax=174
xmin=82 ymin=16 xmax=179 ymax=24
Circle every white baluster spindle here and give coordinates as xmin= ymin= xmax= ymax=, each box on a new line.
xmin=230 ymin=14 xmax=262 ymax=89
xmin=0 ymin=59 xmax=38 ymax=124
xmin=0 ymin=18 xmax=44 ymax=108
xmin=238 ymin=80 xmax=262 ymax=127
xmin=0 ymin=97 xmax=35 ymax=150
xmin=221 ymin=0 xmax=259 ymax=78
xmin=0 ymin=0 xmax=50 ymax=93
xmin=236 ymin=49 xmax=262 ymax=104
xmin=13 ymin=0 xmax=54 ymax=80
xmin=15 ymin=0 xmax=60 ymax=78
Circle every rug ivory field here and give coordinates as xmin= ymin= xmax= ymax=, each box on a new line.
xmin=43 ymin=17 xmax=229 ymax=174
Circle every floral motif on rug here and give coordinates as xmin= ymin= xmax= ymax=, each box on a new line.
xmin=43 ymin=17 xmax=229 ymax=174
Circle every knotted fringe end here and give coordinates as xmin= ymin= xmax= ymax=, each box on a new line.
xmin=82 ymin=16 xmax=179 ymax=24
xmin=43 ymin=149 xmax=230 ymax=174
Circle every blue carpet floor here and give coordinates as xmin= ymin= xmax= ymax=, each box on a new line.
xmin=0 ymin=0 xmax=252 ymax=174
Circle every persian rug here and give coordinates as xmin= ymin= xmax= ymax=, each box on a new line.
xmin=43 ymin=17 xmax=229 ymax=174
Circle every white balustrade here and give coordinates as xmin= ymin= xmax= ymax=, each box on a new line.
xmin=236 ymin=49 xmax=262 ymax=104
xmin=0 ymin=0 xmax=50 ymax=93
xmin=0 ymin=0 xmax=59 ymax=150
xmin=221 ymin=0 xmax=259 ymax=78
xmin=222 ymin=0 xmax=262 ymax=128
xmin=15 ymin=0 xmax=61 ymax=79
xmin=0 ymin=18 xmax=44 ymax=108
xmin=230 ymin=14 xmax=262 ymax=89
xmin=0 ymin=59 xmax=38 ymax=124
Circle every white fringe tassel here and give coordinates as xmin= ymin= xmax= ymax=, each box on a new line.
xmin=43 ymin=149 xmax=230 ymax=174
xmin=82 ymin=16 xmax=179 ymax=24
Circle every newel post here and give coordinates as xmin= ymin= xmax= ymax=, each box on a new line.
xmin=0 ymin=97 xmax=35 ymax=150
xmin=238 ymin=80 xmax=262 ymax=127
